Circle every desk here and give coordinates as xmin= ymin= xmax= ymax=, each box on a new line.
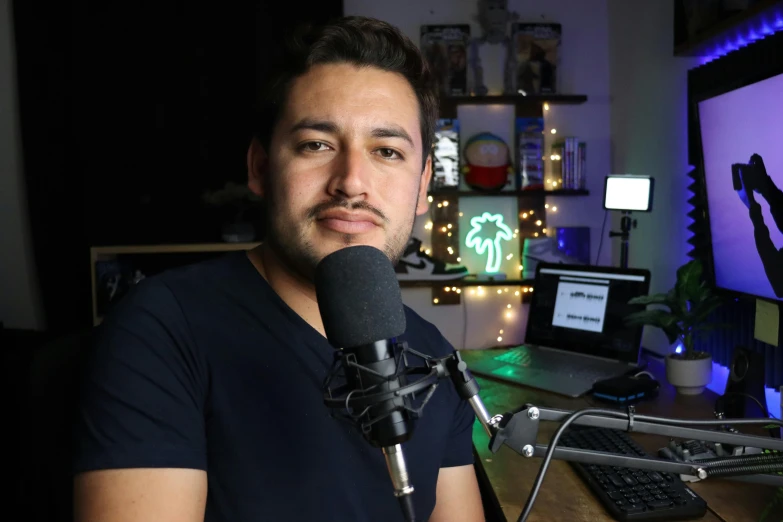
xmin=462 ymin=349 xmax=783 ymax=522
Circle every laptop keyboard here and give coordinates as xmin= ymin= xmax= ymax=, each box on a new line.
xmin=493 ymin=346 xmax=630 ymax=384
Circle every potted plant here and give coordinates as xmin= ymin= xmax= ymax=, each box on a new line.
xmin=202 ymin=182 xmax=263 ymax=243
xmin=625 ymin=259 xmax=724 ymax=395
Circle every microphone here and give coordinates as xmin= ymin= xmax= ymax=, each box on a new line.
xmin=315 ymin=245 xmax=417 ymax=522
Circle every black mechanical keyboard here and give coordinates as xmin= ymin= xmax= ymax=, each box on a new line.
xmin=560 ymin=427 xmax=708 ymax=521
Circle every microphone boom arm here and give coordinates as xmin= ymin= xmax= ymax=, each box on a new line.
xmin=323 ymin=343 xmax=783 ymax=522
xmin=440 ymin=351 xmax=783 ymax=486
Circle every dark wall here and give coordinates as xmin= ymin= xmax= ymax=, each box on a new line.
xmin=12 ymin=1 xmax=342 ymax=334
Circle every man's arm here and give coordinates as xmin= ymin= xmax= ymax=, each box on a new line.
xmin=749 ymin=203 xmax=783 ymax=298
xmin=72 ymin=279 xmax=210 ymax=521
xmin=751 ymin=154 xmax=783 ymax=233
xmin=74 ymin=469 xmax=207 ymax=522
xmin=429 ymin=465 xmax=485 ymax=522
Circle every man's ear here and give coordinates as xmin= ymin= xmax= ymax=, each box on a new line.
xmin=416 ymin=154 xmax=433 ymax=216
xmin=247 ymin=137 xmax=268 ymax=197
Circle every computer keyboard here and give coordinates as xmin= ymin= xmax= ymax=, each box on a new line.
xmin=560 ymin=427 xmax=708 ymax=521
xmin=493 ymin=347 xmax=627 ymax=383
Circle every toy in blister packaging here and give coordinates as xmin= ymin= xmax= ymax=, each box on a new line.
xmin=431 ymin=119 xmax=460 ymax=191
xmin=420 ymin=25 xmax=470 ymax=97
xmin=516 ymin=117 xmax=545 ymax=190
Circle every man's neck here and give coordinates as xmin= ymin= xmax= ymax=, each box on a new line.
xmin=247 ymin=244 xmax=326 ymax=338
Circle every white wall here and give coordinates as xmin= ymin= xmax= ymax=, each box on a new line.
xmin=0 ymin=0 xmax=44 ymax=330
xmin=344 ymin=0 xmax=613 ymax=349
xmin=607 ymin=0 xmax=699 ymax=354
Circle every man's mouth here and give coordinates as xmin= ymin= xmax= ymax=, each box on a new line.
xmin=316 ymin=209 xmax=381 ymax=234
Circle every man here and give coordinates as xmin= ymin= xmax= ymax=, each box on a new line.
xmin=72 ymin=16 xmax=485 ymax=522
xmin=736 ymin=153 xmax=783 ymax=297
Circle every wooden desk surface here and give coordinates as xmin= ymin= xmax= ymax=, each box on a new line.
xmin=461 ymin=349 xmax=783 ymax=522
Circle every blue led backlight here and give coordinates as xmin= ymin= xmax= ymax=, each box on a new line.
xmin=699 ymin=9 xmax=783 ymax=65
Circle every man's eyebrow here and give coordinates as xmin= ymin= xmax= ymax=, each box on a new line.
xmin=371 ymin=125 xmax=415 ymax=149
xmin=289 ymin=118 xmax=416 ymax=149
xmin=289 ymin=118 xmax=340 ymax=135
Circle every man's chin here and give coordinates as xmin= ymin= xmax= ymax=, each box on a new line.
xmin=314 ymin=237 xmax=390 ymax=261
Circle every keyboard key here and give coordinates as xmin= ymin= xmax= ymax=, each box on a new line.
xmin=648 ymin=472 xmax=664 ymax=482
xmin=620 ymin=504 xmax=647 ymax=514
xmin=646 ymin=500 xmax=674 ymax=510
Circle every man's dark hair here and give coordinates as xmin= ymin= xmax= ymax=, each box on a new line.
xmin=252 ymin=16 xmax=439 ymax=169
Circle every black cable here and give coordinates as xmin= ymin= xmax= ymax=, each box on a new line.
xmin=722 ymin=391 xmax=779 ymax=419
xmin=516 ymin=407 xmax=783 ymax=522
xmin=517 ymin=408 xmax=630 ymax=522
xmin=594 ymin=210 xmax=608 ymax=265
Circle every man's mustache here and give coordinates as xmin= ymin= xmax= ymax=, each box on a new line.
xmin=307 ymin=199 xmax=389 ymax=224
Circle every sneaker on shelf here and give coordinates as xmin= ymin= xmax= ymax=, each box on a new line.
xmin=522 ymin=237 xmax=582 ymax=279
xmin=395 ymin=238 xmax=469 ymax=281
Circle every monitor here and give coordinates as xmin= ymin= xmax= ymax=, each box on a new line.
xmin=525 ymin=263 xmax=651 ymax=364
xmin=697 ymin=71 xmax=783 ymax=301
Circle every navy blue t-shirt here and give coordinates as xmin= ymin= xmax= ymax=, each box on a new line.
xmin=73 ymin=251 xmax=475 ymax=521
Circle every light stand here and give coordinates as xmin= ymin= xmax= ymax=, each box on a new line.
xmin=609 ymin=211 xmax=637 ymax=269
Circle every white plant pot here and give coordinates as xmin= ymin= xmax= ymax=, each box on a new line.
xmin=665 ymin=353 xmax=713 ymax=395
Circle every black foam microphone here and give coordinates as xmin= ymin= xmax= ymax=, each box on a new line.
xmin=315 ymin=245 xmax=416 ymax=521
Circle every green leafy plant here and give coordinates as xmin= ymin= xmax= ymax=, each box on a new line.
xmin=624 ymin=259 xmax=725 ymax=360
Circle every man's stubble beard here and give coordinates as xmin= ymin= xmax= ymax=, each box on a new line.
xmin=263 ymin=195 xmax=418 ymax=283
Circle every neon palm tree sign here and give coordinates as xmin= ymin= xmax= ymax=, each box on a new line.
xmin=465 ymin=212 xmax=513 ymax=273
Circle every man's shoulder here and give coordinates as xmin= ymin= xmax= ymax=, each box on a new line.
xmin=103 ymin=251 xmax=255 ymax=324
xmin=402 ymin=305 xmax=453 ymax=357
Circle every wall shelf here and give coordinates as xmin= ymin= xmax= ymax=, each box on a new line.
xmin=439 ymin=93 xmax=588 ymax=118
xmin=428 ymin=189 xmax=589 ymax=198
xmin=399 ymin=278 xmax=533 ymax=288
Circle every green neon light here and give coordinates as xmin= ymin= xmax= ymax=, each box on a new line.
xmin=465 ymin=212 xmax=513 ymax=273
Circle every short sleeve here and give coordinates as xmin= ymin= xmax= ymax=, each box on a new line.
xmin=439 ymin=340 xmax=476 ymax=468
xmin=440 ymin=395 xmax=476 ymax=468
xmin=72 ymin=278 xmax=208 ymax=474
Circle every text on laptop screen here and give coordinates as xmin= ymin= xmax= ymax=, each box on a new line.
xmin=526 ymin=266 xmax=650 ymax=364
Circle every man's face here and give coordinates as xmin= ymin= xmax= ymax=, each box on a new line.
xmin=249 ymin=63 xmax=432 ymax=279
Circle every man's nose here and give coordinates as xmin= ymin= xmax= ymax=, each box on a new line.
xmin=327 ymin=146 xmax=371 ymax=200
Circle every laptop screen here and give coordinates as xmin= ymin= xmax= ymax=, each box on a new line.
xmin=525 ymin=263 xmax=651 ymax=364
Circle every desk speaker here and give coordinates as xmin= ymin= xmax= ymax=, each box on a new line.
xmin=721 ymin=346 xmax=766 ymax=419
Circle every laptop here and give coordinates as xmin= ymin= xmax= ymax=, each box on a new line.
xmin=469 ymin=262 xmax=652 ymax=397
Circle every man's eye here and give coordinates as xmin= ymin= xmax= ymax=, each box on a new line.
xmin=302 ymin=142 xmax=329 ymax=152
xmin=377 ymin=148 xmax=401 ymax=160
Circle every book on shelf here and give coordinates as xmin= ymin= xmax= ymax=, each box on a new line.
xmin=551 ymin=137 xmax=586 ymax=190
